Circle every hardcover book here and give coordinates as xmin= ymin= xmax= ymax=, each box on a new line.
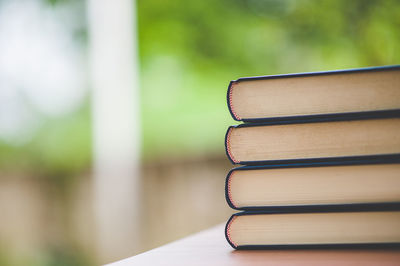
xmin=224 ymin=65 xmax=400 ymax=251
xmin=225 ymin=117 xmax=400 ymax=165
xmin=227 ymin=65 xmax=400 ymax=123
xmin=225 ymin=210 xmax=400 ymax=249
xmin=226 ymin=162 xmax=400 ymax=210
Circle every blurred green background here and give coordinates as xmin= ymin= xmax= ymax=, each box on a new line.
xmin=0 ymin=0 xmax=400 ymax=265
xmin=2 ymin=0 xmax=400 ymax=173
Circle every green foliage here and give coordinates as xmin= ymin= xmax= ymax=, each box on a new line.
xmin=138 ymin=0 xmax=400 ymax=158
xmin=2 ymin=0 xmax=400 ymax=167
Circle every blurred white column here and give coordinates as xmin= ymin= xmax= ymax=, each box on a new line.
xmin=86 ymin=0 xmax=141 ymax=263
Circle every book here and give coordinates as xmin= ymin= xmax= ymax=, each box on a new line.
xmin=227 ymin=65 xmax=400 ymax=123
xmin=225 ymin=210 xmax=400 ymax=249
xmin=226 ymin=162 xmax=400 ymax=210
xmin=225 ymin=117 xmax=400 ymax=165
xmin=224 ymin=66 xmax=400 ymax=251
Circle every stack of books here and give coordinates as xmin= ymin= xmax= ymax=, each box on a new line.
xmin=224 ymin=65 xmax=400 ymax=249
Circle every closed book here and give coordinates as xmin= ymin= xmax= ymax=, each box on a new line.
xmin=225 ymin=117 xmax=400 ymax=165
xmin=226 ymin=162 xmax=400 ymax=210
xmin=225 ymin=209 xmax=400 ymax=249
xmin=227 ymin=65 xmax=400 ymax=123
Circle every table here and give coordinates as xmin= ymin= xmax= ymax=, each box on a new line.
xmin=108 ymin=223 xmax=400 ymax=265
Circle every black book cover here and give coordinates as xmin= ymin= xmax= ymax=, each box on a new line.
xmin=225 ymin=158 xmax=400 ymax=211
xmin=225 ymin=206 xmax=400 ymax=250
xmin=224 ymin=113 xmax=400 ymax=165
xmin=227 ymin=65 xmax=400 ymax=123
